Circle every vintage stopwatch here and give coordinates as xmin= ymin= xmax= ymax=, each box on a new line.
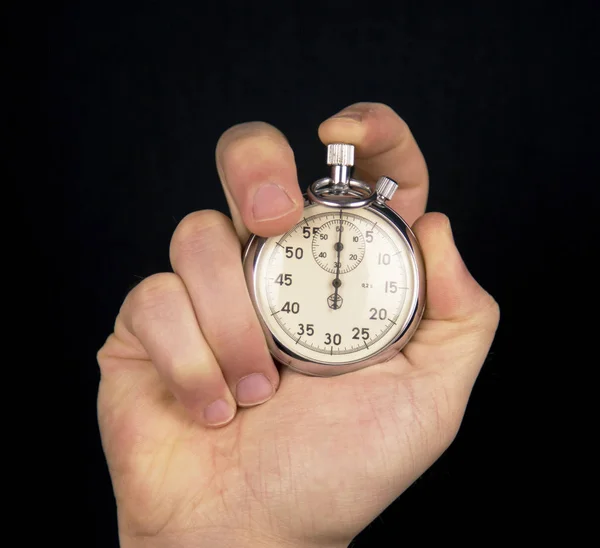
xmin=243 ymin=143 xmax=426 ymax=377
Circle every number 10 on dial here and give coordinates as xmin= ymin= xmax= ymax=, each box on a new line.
xmin=243 ymin=144 xmax=426 ymax=377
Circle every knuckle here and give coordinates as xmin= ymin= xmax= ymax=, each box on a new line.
xmin=483 ymin=293 xmax=501 ymax=329
xmin=170 ymin=210 xmax=234 ymax=262
xmin=425 ymin=211 xmax=450 ymax=230
xmin=211 ymin=316 xmax=260 ymax=346
xmin=225 ymin=132 xmax=290 ymax=169
xmin=131 ymin=273 xmax=183 ymax=305
xmin=217 ymin=123 xmax=291 ymax=171
xmin=472 ymin=291 xmax=501 ymax=334
xmin=128 ymin=273 xmax=183 ymax=327
xmin=347 ymin=101 xmax=390 ymax=112
xmin=174 ymin=209 xmax=231 ymax=239
xmin=364 ymin=101 xmax=396 ymax=114
xmin=358 ymin=102 xmax=407 ymax=124
xmin=96 ymin=334 xmax=123 ymax=373
xmin=168 ymin=361 xmax=204 ymax=392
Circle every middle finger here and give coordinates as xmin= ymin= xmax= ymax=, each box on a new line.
xmin=170 ymin=209 xmax=279 ymax=407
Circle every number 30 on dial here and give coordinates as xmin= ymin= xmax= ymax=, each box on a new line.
xmin=244 ymin=202 xmax=425 ymax=376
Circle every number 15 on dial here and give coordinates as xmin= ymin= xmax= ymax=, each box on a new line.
xmin=243 ymin=144 xmax=425 ymax=377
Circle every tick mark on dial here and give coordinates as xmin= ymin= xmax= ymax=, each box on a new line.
xmin=311 ymin=218 xmax=365 ymax=274
xmin=276 ymin=242 xmax=284 ymax=248
xmin=388 ymin=318 xmax=397 ymax=325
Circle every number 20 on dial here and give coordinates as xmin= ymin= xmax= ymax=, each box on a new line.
xmin=243 ymin=144 xmax=425 ymax=377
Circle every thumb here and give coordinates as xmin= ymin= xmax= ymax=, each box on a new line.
xmin=412 ymin=212 xmax=499 ymax=325
xmin=404 ymin=213 xmax=500 ymax=391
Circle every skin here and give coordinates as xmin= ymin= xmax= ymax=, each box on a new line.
xmin=97 ymin=102 xmax=500 ymax=548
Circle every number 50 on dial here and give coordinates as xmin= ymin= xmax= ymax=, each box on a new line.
xmin=243 ymin=202 xmax=425 ymax=377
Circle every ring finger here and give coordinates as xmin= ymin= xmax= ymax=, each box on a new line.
xmin=119 ymin=272 xmax=237 ymax=427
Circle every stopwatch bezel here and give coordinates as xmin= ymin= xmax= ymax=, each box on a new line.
xmin=242 ymin=196 xmax=426 ymax=377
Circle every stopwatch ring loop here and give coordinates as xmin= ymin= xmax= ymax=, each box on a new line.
xmin=307 ymin=177 xmax=376 ymax=208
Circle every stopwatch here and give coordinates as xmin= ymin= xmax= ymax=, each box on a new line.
xmin=243 ymin=143 xmax=426 ymax=377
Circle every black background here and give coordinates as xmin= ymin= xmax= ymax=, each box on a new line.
xmin=38 ymin=2 xmax=597 ymax=546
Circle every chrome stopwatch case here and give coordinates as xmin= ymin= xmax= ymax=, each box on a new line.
xmin=243 ymin=143 xmax=426 ymax=377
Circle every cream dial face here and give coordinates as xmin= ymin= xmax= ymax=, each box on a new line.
xmin=253 ymin=204 xmax=418 ymax=365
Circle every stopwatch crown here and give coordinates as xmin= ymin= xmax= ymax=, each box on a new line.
xmin=375 ymin=176 xmax=398 ymax=202
xmin=326 ymin=143 xmax=355 ymax=167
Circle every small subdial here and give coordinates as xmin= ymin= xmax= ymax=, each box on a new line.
xmin=311 ymin=219 xmax=365 ymax=274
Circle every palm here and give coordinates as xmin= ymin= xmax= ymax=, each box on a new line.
xmin=98 ymin=317 xmax=484 ymax=545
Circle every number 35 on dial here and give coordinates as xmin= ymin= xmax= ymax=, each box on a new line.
xmin=243 ymin=203 xmax=426 ymax=376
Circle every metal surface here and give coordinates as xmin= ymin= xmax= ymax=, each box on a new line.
xmin=242 ymin=142 xmax=426 ymax=377
xmin=307 ymin=178 xmax=376 ymax=208
xmin=375 ymin=176 xmax=398 ymax=204
xmin=243 ymin=201 xmax=426 ymax=377
xmin=326 ymin=143 xmax=355 ymax=167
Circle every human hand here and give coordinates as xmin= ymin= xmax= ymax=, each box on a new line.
xmin=97 ymin=103 xmax=499 ymax=548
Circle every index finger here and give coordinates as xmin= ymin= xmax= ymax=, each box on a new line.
xmin=215 ymin=122 xmax=304 ymax=243
xmin=216 ymin=104 xmax=428 ymax=244
xmin=318 ymin=102 xmax=429 ymax=226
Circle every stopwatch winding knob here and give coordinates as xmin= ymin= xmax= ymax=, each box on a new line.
xmin=327 ymin=144 xmax=355 ymax=167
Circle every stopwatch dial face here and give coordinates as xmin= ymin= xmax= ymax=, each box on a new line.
xmin=253 ymin=204 xmax=419 ymax=365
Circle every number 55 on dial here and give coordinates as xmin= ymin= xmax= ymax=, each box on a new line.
xmin=243 ymin=144 xmax=425 ymax=377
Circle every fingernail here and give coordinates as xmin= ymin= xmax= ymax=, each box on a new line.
xmin=252 ymin=183 xmax=296 ymax=222
xmin=331 ymin=110 xmax=363 ymax=122
xmin=204 ymin=399 xmax=234 ymax=425
xmin=236 ymin=373 xmax=274 ymax=406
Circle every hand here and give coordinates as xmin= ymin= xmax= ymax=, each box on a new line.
xmin=97 ymin=103 xmax=499 ymax=548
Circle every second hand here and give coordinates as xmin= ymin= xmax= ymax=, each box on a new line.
xmin=332 ymin=209 xmax=343 ymax=309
